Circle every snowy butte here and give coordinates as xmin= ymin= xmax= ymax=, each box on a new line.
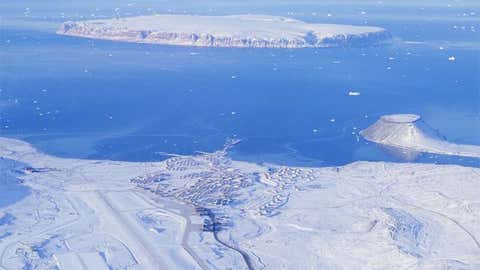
xmin=57 ymin=14 xmax=391 ymax=48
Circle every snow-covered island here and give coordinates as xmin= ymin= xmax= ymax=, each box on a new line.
xmin=1 ymin=136 xmax=479 ymax=269
xmin=57 ymin=14 xmax=391 ymax=48
xmin=361 ymin=114 xmax=480 ymax=159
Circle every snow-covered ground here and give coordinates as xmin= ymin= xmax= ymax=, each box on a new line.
xmin=0 ymin=136 xmax=479 ymax=269
xmin=360 ymin=114 xmax=480 ymax=159
xmin=57 ymin=14 xmax=391 ymax=48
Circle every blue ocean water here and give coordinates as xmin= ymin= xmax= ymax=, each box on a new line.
xmin=1 ymin=0 xmax=479 ymax=167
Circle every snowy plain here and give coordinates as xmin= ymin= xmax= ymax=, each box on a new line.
xmin=0 ymin=135 xmax=479 ymax=270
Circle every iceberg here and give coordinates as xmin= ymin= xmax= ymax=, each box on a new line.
xmin=57 ymin=14 xmax=391 ymax=48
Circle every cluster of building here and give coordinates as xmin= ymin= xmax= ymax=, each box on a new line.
xmin=131 ymin=149 xmax=258 ymax=235
xmin=131 ymin=150 xmax=256 ymax=208
xmin=257 ymin=167 xmax=316 ymax=216
xmin=165 ymin=157 xmax=202 ymax=171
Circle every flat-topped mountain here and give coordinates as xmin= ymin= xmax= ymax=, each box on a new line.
xmin=57 ymin=14 xmax=391 ymax=48
xmin=361 ymin=114 xmax=480 ymax=158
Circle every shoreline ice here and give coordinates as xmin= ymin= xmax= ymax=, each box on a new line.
xmin=57 ymin=14 xmax=391 ymax=48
